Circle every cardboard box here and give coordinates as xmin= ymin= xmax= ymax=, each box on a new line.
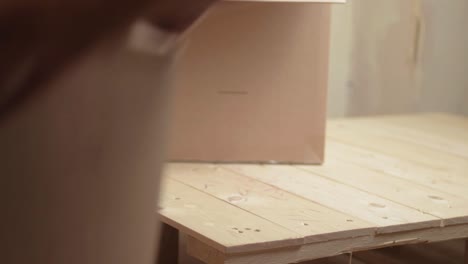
xmin=168 ymin=1 xmax=336 ymax=164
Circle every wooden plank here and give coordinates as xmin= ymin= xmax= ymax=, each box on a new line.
xmin=424 ymin=114 xmax=468 ymax=130
xmin=387 ymin=113 xmax=468 ymax=129
xmin=211 ymin=224 xmax=468 ymax=264
xmin=329 ymin=117 xmax=468 ymax=159
xmin=159 ymin=178 xmax=303 ymax=254
xmin=167 ymin=163 xmax=375 ymax=243
xmin=298 ymin=159 xmax=468 ymax=226
xmin=373 ymin=114 xmax=468 ymax=142
xmin=326 ymin=141 xmax=468 ymax=199
xmin=180 ymin=234 xmax=206 ymax=264
xmin=186 ymin=235 xmax=225 ymax=264
xmin=326 ymin=120 xmax=468 ymax=173
xmin=160 ymin=115 xmax=468 ymax=264
xmin=224 ymin=164 xmax=439 ymax=234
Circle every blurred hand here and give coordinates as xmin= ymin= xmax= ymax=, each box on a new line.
xmin=0 ymin=0 xmax=219 ymax=120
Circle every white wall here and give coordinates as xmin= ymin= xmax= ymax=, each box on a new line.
xmin=327 ymin=0 xmax=468 ymax=117
xmin=419 ymin=0 xmax=468 ymax=115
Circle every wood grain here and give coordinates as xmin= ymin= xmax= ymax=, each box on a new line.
xmin=326 ymin=141 xmax=468 ymax=198
xmin=327 ymin=120 xmax=468 ymax=172
xmin=298 ymin=159 xmax=468 ymax=226
xmin=330 ymin=117 xmax=468 ymax=159
xmin=159 ymin=178 xmax=303 ymax=254
xmin=160 ymin=114 xmax=468 ymax=264
xmin=225 ymin=164 xmax=439 ymax=234
xmin=167 ymin=163 xmax=375 ymax=243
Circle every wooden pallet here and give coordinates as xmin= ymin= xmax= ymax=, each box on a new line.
xmin=306 ymin=239 xmax=467 ymax=264
xmin=159 ymin=114 xmax=468 ymax=264
xmin=177 ymin=236 xmax=467 ymax=264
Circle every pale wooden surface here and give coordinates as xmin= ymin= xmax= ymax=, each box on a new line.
xmin=159 ymin=114 xmax=468 ymax=264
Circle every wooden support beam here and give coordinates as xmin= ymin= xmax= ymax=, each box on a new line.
xmin=464 ymin=239 xmax=468 ymax=264
xmin=157 ymin=223 xmax=179 ymax=264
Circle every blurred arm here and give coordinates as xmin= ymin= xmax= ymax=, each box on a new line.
xmin=0 ymin=1 xmax=217 ymax=264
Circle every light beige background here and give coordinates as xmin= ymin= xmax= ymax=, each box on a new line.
xmin=328 ymin=0 xmax=468 ymax=117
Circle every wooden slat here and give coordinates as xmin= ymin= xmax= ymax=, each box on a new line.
xmin=159 ymin=178 xmax=303 ymax=254
xmin=186 ymin=235 xmax=225 ymax=264
xmin=298 ymin=159 xmax=468 ymax=226
xmin=224 ymin=164 xmax=439 ymax=234
xmin=195 ymin=223 xmax=468 ymax=264
xmin=330 ymin=117 xmax=468 ymax=159
xmin=326 ymin=141 xmax=468 ymax=199
xmin=425 ymin=114 xmax=468 ymax=131
xmin=326 ymin=121 xmax=468 ymax=173
xmin=161 ymin=114 xmax=468 ymax=264
xmin=166 ymin=163 xmax=375 ymax=244
xmin=369 ymin=113 xmax=468 ymax=142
